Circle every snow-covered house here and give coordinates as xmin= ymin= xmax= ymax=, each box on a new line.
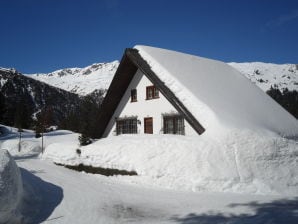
xmin=97 ymin=46 xmax=298 ymax=138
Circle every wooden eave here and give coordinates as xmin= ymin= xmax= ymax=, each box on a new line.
xmin=97 ymin=48 xmax=205 ymax=138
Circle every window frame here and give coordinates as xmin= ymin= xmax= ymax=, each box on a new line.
xmin=131 ymin=89 xmax=137 ymax=102
xmin=146 ymin=85 xmax=159 ymax=100
xmin=163 ymin=115 xmax=185 ymax=135
xmin=116 ymin=117 xmax=138 ymax=135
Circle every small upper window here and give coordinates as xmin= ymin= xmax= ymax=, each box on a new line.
xmin=146 ymin=86 xmax=159 ymax=100
xmin=131 ymin=89 xmax=137 ymax=102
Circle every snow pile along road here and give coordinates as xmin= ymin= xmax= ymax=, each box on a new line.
xmin=0 ymin=149 xmax=23 ymax=223
xmin=43 ymin=131 xmax=298 ymax=195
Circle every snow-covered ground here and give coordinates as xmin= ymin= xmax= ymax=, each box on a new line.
xmin=18 ymin=157 xmax=298 ymax=224
xmin=43 ymin=132 xmax=298 ymax=195
xmin=0 ymin=149 xmax=23 ymax=224
xmin=1 ymin=125 xmax=298 ymax=223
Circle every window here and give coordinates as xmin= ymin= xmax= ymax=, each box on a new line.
xmin=116 ymin=117 xmax=137 ymax=135
xmin=146 ymin=86 xmax=159 ymax=100
xmin=131 ymin=89 xmax=137 ymax=102
xmin=163 ymin=115 xmax=185 ymax=135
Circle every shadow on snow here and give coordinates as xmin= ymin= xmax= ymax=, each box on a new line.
xmin=13 ymin=154 xmax=39 ymax=161
xmin=171 ymin=197 xmax=298 ymax=224
xmin=20 ymin=168 xmax=64 ymax=224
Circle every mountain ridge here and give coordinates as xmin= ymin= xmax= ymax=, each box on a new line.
xmin=26 ymin=61 xmax=119 ymax=96
xmin=24 ymin=61 xmax=298 ymax=96
xmin=228 ymin=62 xmax=298 ymax=91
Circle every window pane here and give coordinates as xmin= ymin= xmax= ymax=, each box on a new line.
xmin=154 ymin=88 xmax=159 ymax=98
xmin=163 ymin=115 xmax=184 ymax=135
xmin=116 ymin=118 xmax=137 ymax=135
xmin=148 ymin=88 xmax=153 ymax=99
xmin=164 ymin=117 xmax=174 ymax=134
xmin=176 ymin=117 xmax=185 ymax=135
xmin=131 ymin=89 xmax=137 ymax=102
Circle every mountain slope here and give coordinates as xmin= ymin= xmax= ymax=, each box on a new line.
xmin=27 ymin=61 xmax=297 ymax=97
xmin=229 ymin=62 xmax=298 ymax=91
xmin=27 ymin=61 xmax=119 ymax=96
xmin=0 ymin=68 xmax=81 ymax=127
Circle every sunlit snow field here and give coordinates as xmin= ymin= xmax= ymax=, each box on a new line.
xmin=0 ymin=125 xmax=297 ymax=223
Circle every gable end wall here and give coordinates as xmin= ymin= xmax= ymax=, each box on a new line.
xmin=98 ymin=48 xmax=205 ymax=138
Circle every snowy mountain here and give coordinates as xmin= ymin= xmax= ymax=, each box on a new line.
xmin=0 ymin=68 xmax=81 ymax=127
xmin=27 ymin=61 xmax=119 ymax=96
xmin=26 ymin=60 xmax=297 ymax=97
xmin=229 ymin=62 xmax=298 ymax=91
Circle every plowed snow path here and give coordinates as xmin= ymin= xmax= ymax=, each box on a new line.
xmin=17 ymin=158 xmax=298 ymax=224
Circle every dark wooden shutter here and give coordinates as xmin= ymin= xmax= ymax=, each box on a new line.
xmin=144 ymin=117 xmax=153 ymax=134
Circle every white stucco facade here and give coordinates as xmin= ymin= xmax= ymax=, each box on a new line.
xmin=103 ymin=69 xmax=197 ymax=137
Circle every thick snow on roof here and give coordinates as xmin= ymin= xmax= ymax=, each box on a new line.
xmin=135 ymin=45 xmax=298 ymax=137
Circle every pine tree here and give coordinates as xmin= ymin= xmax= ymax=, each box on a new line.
xmin=78 ymin=133 xmax=92 ymax=146
xmin=267 ymin=86 xmax=298 ymax=119
xmin=14 ymin=99 xmax=32 ymax=130
xmin=0 ymin=92 xmax=6 ymax=122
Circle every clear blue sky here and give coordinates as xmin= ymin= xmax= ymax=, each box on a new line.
xmin=0 ymin=0 xmax=298 ymax=73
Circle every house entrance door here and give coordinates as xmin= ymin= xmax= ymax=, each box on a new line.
xmin=144 ymin=117 xmax=153 ymax=134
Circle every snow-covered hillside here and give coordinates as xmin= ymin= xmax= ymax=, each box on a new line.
xmin=27 ymin=61 xmax=119 ymax=96
xmin=229 ymin=62 xmax=298 ymax=91
xmin=0 ymin=68 xmax=82 ymax=126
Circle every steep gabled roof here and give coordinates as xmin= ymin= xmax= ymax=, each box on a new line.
xmin=98 ymin=46 xmax=298 ymax=138
xmin=97 ymin=48 xmax=205 ymax=138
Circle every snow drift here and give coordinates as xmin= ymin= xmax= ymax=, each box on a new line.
xmin=0 ymin=149 xmax=23 ymax=223
xmin=43 ymin=131 xmax=298 ymax=195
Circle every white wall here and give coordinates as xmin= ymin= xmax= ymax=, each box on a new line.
xmin=103 ymin=69 xmax=197 ymax=137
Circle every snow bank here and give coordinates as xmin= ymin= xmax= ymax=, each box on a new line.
xmin=0 ymin=125 xmax=40 ymax=157
xmin=1 ymin=138 xmax=41 ymax=157
xmin=0 ymin=126 xmax=79 ymax=158
xmin=134 ymin=45 xmax=298 ymax=138
xmin=0 ymin=149 xmax=23 ymax=223
xmin=42 ymin=132 xmax=298 ymax=195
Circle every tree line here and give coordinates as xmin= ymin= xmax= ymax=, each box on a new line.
xmin=266 ymin=86 xmax=298 ymax=119
xmin=0 ymin=89 xmax=105 ymax=145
